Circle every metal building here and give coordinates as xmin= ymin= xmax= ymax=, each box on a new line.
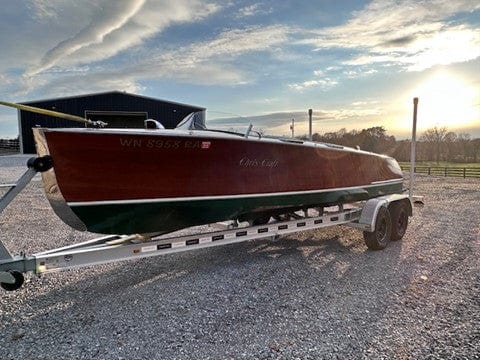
xmin=18 ymin=91 xmax=205 ymax=153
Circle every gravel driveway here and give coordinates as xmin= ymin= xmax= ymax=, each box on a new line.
xmin=0 ymin=156 xmax=479 ymax=359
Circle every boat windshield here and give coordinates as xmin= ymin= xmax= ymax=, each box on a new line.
xmin=175 ymin=112 xmax=253 ymax=138
xmin=175 ymin=112 xmax=207 ymax=130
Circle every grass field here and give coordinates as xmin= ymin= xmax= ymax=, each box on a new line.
xmin=399 ymin=161 xmax=480 ymax=168
xmin=399 ymin=161 xmax=480 ymax=178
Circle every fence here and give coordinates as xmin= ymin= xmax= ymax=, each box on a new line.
xmin=401 ymin=165 xmax=480 ymax=178
xmin=0 ymin=138 xmax=19 ymax=153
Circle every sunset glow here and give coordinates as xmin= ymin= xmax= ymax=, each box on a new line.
xmin=394 ymin=71 xmax=480 ymax=135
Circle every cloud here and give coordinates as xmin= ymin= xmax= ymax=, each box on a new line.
xmin=185 ymin=25 xmax=289 ymax=59
xmin=238 ymin=4 xmax=260 ymax=17
xmin=35 ymin=71 xmax=146 ymax=96
xmin=16 ymin=0 xmax=292 ymax=96
xmin=207 ymin=106 xmax=387 ymax=136
xmin=289 ymin=68 xmax=338 ymax=91
xmin=27 ymin=0 xmax=65 ymax=21
xmin=26 ymin=0 xmax=146 ymax=76
xmin=24 ymin=0 xmax=221 ymax=77
xmin=237 ymin=3 xmax=272 ymax=18
xmin=288 ymin=78 xmax=338 ymax=91
xmin=301 ymin=0 xmax=480 ymax=71
xmin=0 ymin=74 xmax=13 ymax=86
xmin=381 ymin=35 xmax=416 ymax=47
xmin=342 ymin=68 xmax=377 ymax=78
xmin=208 ymin=110 xmax=323 ymax=134
xmin=118 ymin=24 xmax=290 ymax=86
xmin=15 ymin=24 xmax=292 ymax=98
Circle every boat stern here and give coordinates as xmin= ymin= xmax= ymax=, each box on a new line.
xmin=32 ymin=128 xmax=87 ymax=231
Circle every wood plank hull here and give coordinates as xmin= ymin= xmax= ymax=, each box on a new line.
xmin=33 ymin=128 xmax=404 ymax=234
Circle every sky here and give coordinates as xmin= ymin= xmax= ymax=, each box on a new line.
xmin=0 ymin=0 xmax=479 ymax=139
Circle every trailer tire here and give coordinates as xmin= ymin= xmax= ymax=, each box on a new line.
xmin=390 ymin=201 xmax=409 ymax=241
xmin=363 ymin=206 xmax=392 ymax=250
xmin=0 ymin=270 xmax=24 ymax=291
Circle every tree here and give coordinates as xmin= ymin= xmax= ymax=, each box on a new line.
xmin=444 ymin=131 xmax=457 ymax=162
xmin=391 ymin=140 xmax=411 ymax=162
xmin=473 ymin=138 xmax=480 ymax=163
xmin=357 ymin=126 xmax=396 ymax=153
xmin=455 ymin=133 xmax=472 ymax=162
xmin=420 ymin=126 xmax=454 ymax=163
xmin=298 ymin=126 xmax=477 ymax=163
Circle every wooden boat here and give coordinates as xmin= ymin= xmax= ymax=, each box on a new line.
xmin=31 ymin=113 xmax=404 ymax=235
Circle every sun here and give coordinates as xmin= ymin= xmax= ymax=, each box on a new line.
xmin=406 ymin=71 xmax=479 ymax=132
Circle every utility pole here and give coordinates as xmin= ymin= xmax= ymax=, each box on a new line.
xmin=308 ymin=109 xmax=313 ymax=141
xmin=409 ymin=97 xmax=418 ymax=199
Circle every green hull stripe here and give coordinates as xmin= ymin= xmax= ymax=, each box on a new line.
xmin=68 ymin=180 xmax=403 ymax=207
xmin=70 ymin=183 xmax=403 ymax=235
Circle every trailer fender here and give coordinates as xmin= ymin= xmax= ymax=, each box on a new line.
xmin=355 ymin=194 xmax=411 ymax=232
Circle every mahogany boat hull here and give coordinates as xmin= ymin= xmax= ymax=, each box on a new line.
xmin=33 ymin=128 xmax=404 ymax=235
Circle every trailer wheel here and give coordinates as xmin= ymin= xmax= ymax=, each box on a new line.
xmin=390 ymin=202 xmax=409 ymax=241
xmin=0 ymin=271 xmax=24 ymax=291
xmin=363 ymin=206 xmax=392 ymax=250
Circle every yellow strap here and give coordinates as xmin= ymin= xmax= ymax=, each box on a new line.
xmin=0 ymin=100 xmax=106 ymax=126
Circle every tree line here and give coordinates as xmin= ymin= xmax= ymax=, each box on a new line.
xmin=301 ymin=126 xmax=480 ymax=163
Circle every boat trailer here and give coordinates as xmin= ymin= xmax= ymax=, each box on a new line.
xmin=0 ymin=157 xmax=415 ymax=291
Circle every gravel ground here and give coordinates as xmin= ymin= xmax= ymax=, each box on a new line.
xmin=0 ymin=155 xmax=479 ymax=359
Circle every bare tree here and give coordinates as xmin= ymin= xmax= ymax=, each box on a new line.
xmin=420 ymin=126 xmax=451 ymax=163
xmin=301 ymin=126 xmax=477 ymax=163
xmin=455 ymin=133 xmax=472 ymax=162
xmin=473 ymin=138 xmax=480 ymax=163
xmin=444 ymin=131 xmax=457 ymax=162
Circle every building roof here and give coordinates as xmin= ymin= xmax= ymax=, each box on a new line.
xmin=21 ymin=90 xmax=205 ymax=110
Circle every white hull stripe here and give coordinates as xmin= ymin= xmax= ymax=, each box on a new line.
xmin=68 ymin=180 xmax=403 ymax=207
xmin=370 ymin=178 xmax=404 ymax=185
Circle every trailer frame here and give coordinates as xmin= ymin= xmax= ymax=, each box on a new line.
xmin=0 ymin=157 xmax=414 ymax=291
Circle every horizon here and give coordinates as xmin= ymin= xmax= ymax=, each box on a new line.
xmin=0 ymin=1 xmax=479 ymax=139
xmin=0 ymin=113 xmax=478 ymax=141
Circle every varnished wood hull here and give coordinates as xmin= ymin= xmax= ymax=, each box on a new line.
xmin=33 ymin=128 xmax=404 ymax=234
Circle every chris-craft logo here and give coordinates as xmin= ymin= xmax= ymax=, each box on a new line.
xmin=239 ymin=157 xmax=279 ymax=168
